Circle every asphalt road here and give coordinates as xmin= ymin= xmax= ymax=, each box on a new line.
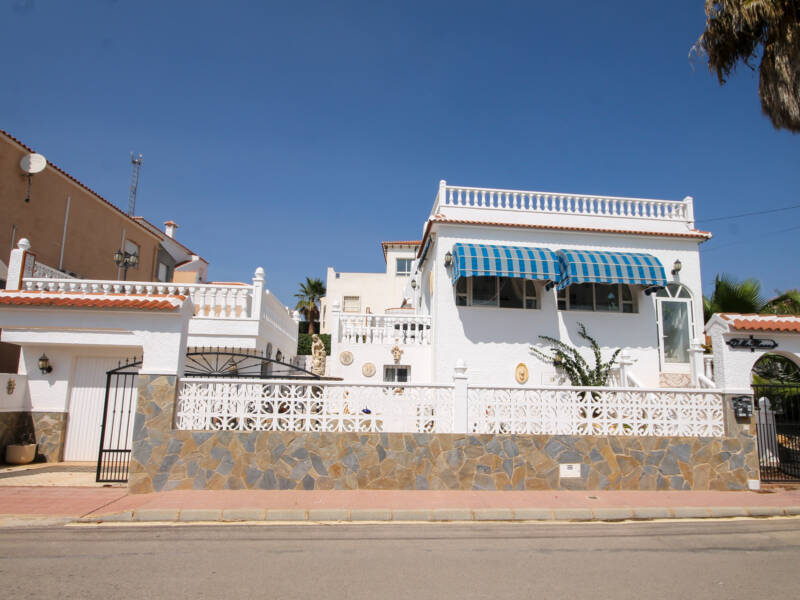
xmin=1 ymin=520 xmax=799 ymax=599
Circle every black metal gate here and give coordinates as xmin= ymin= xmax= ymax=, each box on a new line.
xmin=96 ymin=358 xmax=142 ymax=483
xmin=753 ymin=384 xmax=800 ymax=483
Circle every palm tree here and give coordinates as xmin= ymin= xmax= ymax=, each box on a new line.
xmin=762 ymin=289 xmax=800 ymax=313
xmin=294 ymin=277 xmax=326 ymax=335
xmin=695 ymin=1 xmax=800 ymax=132
xmin=703 ymin=273 xmax=766 ymax=322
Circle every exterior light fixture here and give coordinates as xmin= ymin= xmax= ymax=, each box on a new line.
xmin=410 ymin=279 xmax=417 ymax=289
xmin=672 ymin=259 xmax=682 ymax=275
xmin=38 ymin=353 xmax=53 ymax=375
xmin=444 ymin=251 xmax=453 ymax=267
xmin=113 ymin=248 xmax=139 ymax=280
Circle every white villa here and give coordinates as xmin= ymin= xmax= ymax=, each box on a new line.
xmin=1 ymin=178 xmax=797 ymax=492
xmin=328 ymin=180 xmax=709 ymax=388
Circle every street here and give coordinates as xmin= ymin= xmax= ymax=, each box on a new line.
xmin=1 ymin=519 xmax=799 ymax=599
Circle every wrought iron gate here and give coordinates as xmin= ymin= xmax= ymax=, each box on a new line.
xmin=753 ymin=384 xmax=800 ymax=483
xmin=96 ymin=358 xmax=141 ymax=483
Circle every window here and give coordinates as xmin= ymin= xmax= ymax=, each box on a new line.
xmin=384 ymin=365 xmax=410 ymax=382
xmin=396 ymin=258 xmax=412 ymax=276
xmin=342 ymin=296 xmax=361 ymax=313
xmin=157 ymin=262 xmax=169 ymax=282
xmin=454 ymin=277 xmax=538 ymax=309
xmin=557 ymin=283 xmax=635 ymax=313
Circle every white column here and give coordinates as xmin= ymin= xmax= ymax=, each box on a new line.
xmin=452 ymin=358 xmax=468 ymax=434
xmin=689 ymin=337 xmax=705 ymax=387
xmin=683 ymin=196 xmax=695 ymax=228
xmin=251 ymin=267 xmax=265 ymax=319
xmin=6 ymin=239 xmax=34 ymax=290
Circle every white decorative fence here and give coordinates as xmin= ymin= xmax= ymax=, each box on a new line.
xmin=175 ymin=378 xmax=454 ymax=434
xmin=468 ymin=387 xmax=724 ymax=437
xmin=174 ymin=379 xmax=725 ymax=438
xmin=434 ymin=182 xmax=693 ymax=223
xmin=338 ymin=314 xmax=432 ymax=345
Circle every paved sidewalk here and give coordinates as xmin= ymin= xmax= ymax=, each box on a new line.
xmin=2 ymin=485 xmax=800 ymax=524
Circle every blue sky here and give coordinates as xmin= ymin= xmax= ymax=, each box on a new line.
xmin=2 ymin=1 xmax=798 ymax=304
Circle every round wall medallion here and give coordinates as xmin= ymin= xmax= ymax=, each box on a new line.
xmin=339 ymin=351 xmax=354 ymax=366
xmin=362 ymin=362 xmax=376 ymax=377
xmin=515 ymin=363 xmax=529 ymax=384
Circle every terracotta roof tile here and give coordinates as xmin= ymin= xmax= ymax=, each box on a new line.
xmin=721 ymin=314 xmax=800 ymax=333
xmin=0 ymin=290 xmax=185 ymax=311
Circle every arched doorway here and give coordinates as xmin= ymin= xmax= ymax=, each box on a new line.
xmin=752 ymin=353 xmax=800 ymax=482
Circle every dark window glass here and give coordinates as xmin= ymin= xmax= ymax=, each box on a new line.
xmin=472 ymin=276 xmax=497 ymax=306
xmin=595 ymin=284 xmax=619 ymax=312
xmin=525 ymin=280 xmax=537 ymax=309
xmin=568 ymin=283 xmax=594 ymax=311
xmin=455 ymin=277 xmax=467 ymax=306
xmin=557 ymin=288 xmax=566 ymax=310
xmin=499 ymin=278 xmax=525 ymax=308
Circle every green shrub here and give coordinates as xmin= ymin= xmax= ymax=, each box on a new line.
xmin=298 ymin=321 xmax=321 ymax=335
xmin=297 ymin=333 xmax=330 ymax=355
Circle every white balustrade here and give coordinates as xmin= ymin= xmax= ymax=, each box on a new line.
xmin=468 ymin=386 xmax=724 ymax=437
xmin=434 ymin=183 xmax=693 ymax=224
xmin=32 ymin=262 xmax=76 ymax=280
xmin=174 ymin=378 xmax=455 ymax=434
xmin=21 ymin=277 xmax=254 ymax=320
xmin=337 ymin=313 xmax=432 ymax=345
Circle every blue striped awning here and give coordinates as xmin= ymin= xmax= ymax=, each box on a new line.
xmin=556 ymin=249 xmax=667 ymax=290
xmin=451 ymin=243 xmax=560 ymax=284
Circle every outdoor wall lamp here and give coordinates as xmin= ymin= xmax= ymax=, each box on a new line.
xmin=113 ymin=249 xmax=139 ymax=280
xmin=672 ymin=259 xmax=682 ymax=275
xmin=410 ymin=279 xmax=417 ymax=289
xmin=444 ymin=251 xmax=453 ymax=267
xmin=38 ymin=353 xmax=53 ymax=375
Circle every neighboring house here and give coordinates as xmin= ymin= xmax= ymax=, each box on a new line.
xmin=132 ymin=218 xmax=209 ymax=283
xmin=0 ymin=129 xmax=199 ymax=371
xmin=319 ymin=241 xmax=420 ymax=334
xmin=328 ymin=180 xmax=709 ymax=387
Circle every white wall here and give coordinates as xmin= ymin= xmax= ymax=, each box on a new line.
xmin=428 ymin=224 xmax=705 ymax=386
xmin=328 ymin=342 xmax=433 ymax=382
xmin=707 ymin=319 xmax=800 ymax=391
xmin=0 ymin=373 xmax=28 ymax=412
xmin=320 ymin=247 xmax=417 ymax=333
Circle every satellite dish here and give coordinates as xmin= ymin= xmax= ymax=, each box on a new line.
xmin=20 ymin=153 xmax=47 ymax=174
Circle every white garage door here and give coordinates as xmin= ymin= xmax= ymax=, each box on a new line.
xmin=64 ymin=357 xmax=130 ymax=461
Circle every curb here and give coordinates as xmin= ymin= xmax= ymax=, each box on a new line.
xmin=76 ymin=505 xmax=800 ymax=524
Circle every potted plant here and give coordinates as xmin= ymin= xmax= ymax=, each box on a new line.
xmin=5 ymin=431 xmax=37 ymax=465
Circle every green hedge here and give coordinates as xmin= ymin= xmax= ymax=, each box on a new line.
xmin=297 ymin=333 xmax=331 ymax=355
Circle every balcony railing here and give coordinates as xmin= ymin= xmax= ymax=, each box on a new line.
xmin=433 ymin=181 xmax=694 ymax=224
xmin=337 ymin=313 xmax=432 ymax=345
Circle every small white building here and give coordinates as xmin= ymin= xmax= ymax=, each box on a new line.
xmin=328 ymin=180 xmax=709 ymax=388
xmin=319 ymin=241 xmax=420 ymax=334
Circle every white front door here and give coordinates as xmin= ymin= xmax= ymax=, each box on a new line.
xmin=655 ymin=284 xmax=693 ymax=373
xmin=64 ymin=357 xmax=128 ymax=461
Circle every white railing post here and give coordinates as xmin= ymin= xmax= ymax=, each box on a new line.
xmin=704 ymin=355 xmax=714 ymax=380
xmin=452 ymin=359 xmax=468 ymax=434
xmin=251 ymin=267 xmax=265 ymax=319
xmin=6 ymin=239 xmax=34 ymax=290
xmin=435 ymin=179 xmax=447 ymax=212
xmin=683 ymin=196 xmax=695 ymax=228
xmin=689 ymin=337 xmax=705 ymax=387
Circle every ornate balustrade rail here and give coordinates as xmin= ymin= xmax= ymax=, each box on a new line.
xmin=434 ymin=182 xmax=693 ymax=223
xmin=21 ymin=277 xmax=253 ymax=319
xmin=32 ymin=262 xmax=76 ymax=280
xmin=174 ymin=378 xmax=455 ymax=433
xmin=468 ymin=386 xmax=724 ymax=437
xmin=338 ymin=314 xmax=432 ymax=345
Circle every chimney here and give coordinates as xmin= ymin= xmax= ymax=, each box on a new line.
xmin=164 ymin=220 xmax=178 ymax=239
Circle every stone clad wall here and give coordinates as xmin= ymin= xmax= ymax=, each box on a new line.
xmin=0 ymin=411 xmax=66 ymax=463
xmin=129 ymin=375 xmax=759 ymax=494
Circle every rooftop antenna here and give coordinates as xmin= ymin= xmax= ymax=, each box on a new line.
xmin=127 ymin=152 xmax=143 ymax=216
